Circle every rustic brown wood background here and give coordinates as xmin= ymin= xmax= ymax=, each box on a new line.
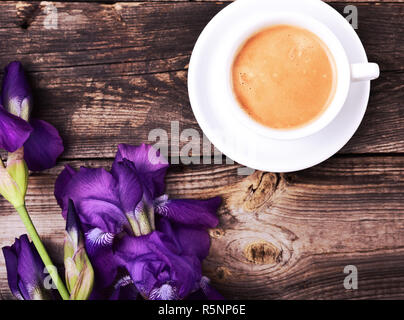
xmin=0 ymin=0 xmax=403 ymax=300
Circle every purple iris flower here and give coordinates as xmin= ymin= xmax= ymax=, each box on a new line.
xmin=54 ymin=144 xmax=168 ymax=288
xmin=0 ymin=61 xmax=63 ymax=171
xmin=108 ymin=269 xmax=139 ymax=300
xmin=2 ymin=235 xmax=56 ymax=300
xmin=54 ymin=143 xmax=223 ymax=299
xmin=115 ymin=217 xmax=222 ymax=300
xmin=55 ymin=144 xmax=168 ymax=234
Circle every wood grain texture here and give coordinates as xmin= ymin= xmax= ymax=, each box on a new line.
xmin=1 ymin=156 xmax=404 ymax=299
xmin=3 ymin=2 xmax=401 ymax=70
xmin=8 ymin=0 xmax=403 ymax=2
xmin=0 ymin=2 xmax=401 ymax=157
xmin=0 ymin=1 xmax=403 ymax=300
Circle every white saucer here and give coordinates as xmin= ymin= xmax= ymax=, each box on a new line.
xmin=188 ymin=0 xmax=371 ymax=172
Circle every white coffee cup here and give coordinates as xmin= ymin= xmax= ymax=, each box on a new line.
xmin=213 ymin=12 xmax=379 ymax=140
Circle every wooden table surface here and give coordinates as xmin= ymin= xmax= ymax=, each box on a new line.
xmin=0 ymin=0 xmax=403 ymax=300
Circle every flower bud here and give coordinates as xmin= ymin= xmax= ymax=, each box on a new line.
xmin=2 ymin=235 xmax=56 ymax=300
xmin=0 ymin=148 xmax=28 ymax=209
xmin=6 ymin=147 xmax=28 ymax=198
xmin=2 ymin=61 xmax=33 ymax=121
xmin=64 ymin=200 xmax=94 ymax=300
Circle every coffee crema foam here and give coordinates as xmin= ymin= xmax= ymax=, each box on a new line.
xmin=232 ymin=25 xmax=337 ymax=130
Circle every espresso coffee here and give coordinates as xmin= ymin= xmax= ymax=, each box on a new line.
xmin=232 ymin=25 xmax=337 ymax=130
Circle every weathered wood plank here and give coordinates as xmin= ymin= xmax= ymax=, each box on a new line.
xmin=2 ymin=2 xmax=401 ymax=70
xmin=0 ymin=2 xmax=402 ymax=158
xmin=4 ymin=2 xmax=221 ymax=69
xmin=1 ymin=156 xmax=404 ymax=299
xmin=0 ymin=1 xmax=404 ymax=71
xmin=196 ymin=0 xmax=404 ymax=2
xmin=24 ymin=67 xmax=404 ymax=158
xmin=1 ymin=0 xmax=400 ymax=3
xmin=340 ymin=71 xmax=404 ymax=153
xmin=0 ymin=1 xmax=403 ymax=300
xmin=0 ymin=2 xmax=401 ymax=158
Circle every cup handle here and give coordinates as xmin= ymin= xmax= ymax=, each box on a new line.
xmin=350 ymin=63 xmax=380 ymax=82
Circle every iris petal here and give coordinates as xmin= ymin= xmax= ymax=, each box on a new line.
xmin=54 ymin=165 xmax=76 ymax=217
xmin=16 ymin=236 xmax=45 ymax=299
xmin=2 ymin=243 xmax=23 ymax=299
xmin=23 ymin=119 xmax=64 ymax=171
xmin=199 ymin=276 xmax=223 ymax=300
xmin=115 ymin=231 xmax=202 ymax=300
xmin=111 ymin=159 xmax=143 ymax=214
xmin=110 ymin=274 xmax=139 ymax=300
xmin=0 ymin=106 xmax=32 ymax=152
xmin=84 ymin=228 xmax=119 ymax=290
xmin=1 ymin=61 xmax=33 ymax=119
xmin=64 ymin=167 xmax=126 ymax=234
xmin=85 ymin=241 xmax=118 ymax=290
xmin=154 ymin=196 xmax=221 ymax=229
xmin=85 ymin=228 xmax=115 ymax=254
xmin=187 ymin=277 xmax=224 ymax=300
xmin=150 ymin=283 xmax=178 ymax=300
xmin=78 ymin=198 xmax=126 ymax=234
xmin=157 ymin=217 xmax=211 ymax=261
xmin=113 ymin=144 xmax=168 ymax=200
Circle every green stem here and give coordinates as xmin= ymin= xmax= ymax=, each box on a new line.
xmin=15 ymin=205 xmax=70 ymax=300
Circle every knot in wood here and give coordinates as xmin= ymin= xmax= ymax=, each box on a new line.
xmin=244 ymin=241 xmax=282 ymax=265
xmin=209 ymin=228 xmax=225 ymax=239
xmin=243 ymin=172 xmax=278 ymax=211
xmin=215 ymin=266 xmax=232 ymax=280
